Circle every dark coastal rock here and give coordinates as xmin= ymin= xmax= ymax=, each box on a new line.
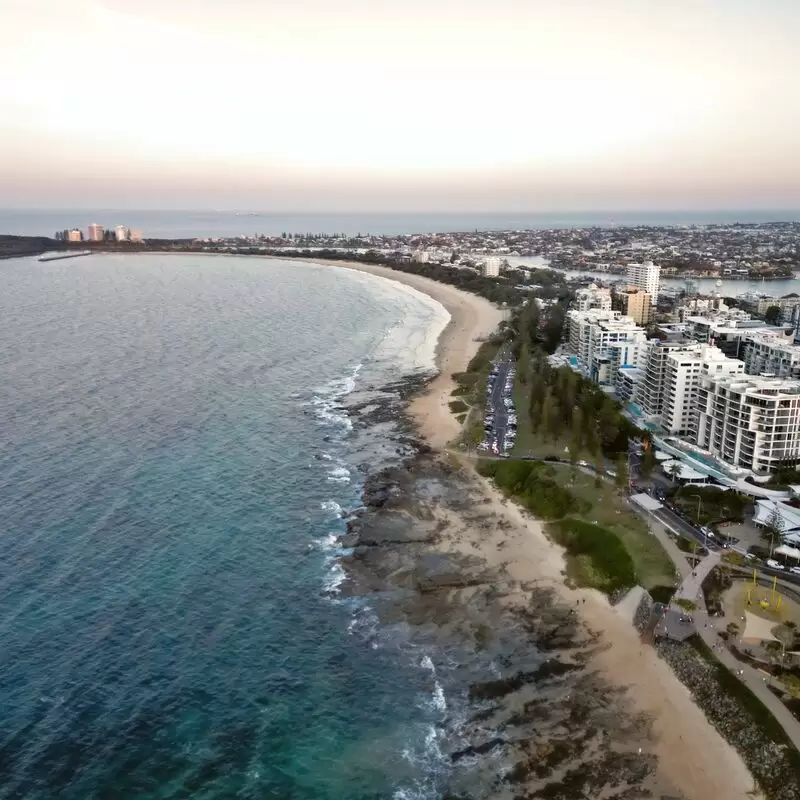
xmin=414 ymin=553 xmax=494 ymax=593
xmin=451 ymin=737 xmax=506 ymax=763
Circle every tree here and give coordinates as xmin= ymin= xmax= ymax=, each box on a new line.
xmin=764 ymin=305 xmax=782 ymax=324
xmin=615 ymin=454 xmax=629 ymax=493
xmin=667 ymin=462 xmax=682 ymax=483
xmin=568 ymin=432 xmax=582 ymax=466
xmin=594 ymin=451 xmax=605 ymax=488
xmin=761 ymin=504 xmax=785 ymax=553
xmin=541 ymin=390 xmax=560 ymax=442
xmin=640 ymin=444 xmax=656 ymax=480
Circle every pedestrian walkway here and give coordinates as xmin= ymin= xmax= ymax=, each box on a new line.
xmin=675 ymin=552 xmax=720 ymax=604
xmin=641 ymin=509 xmax=800 ymax=750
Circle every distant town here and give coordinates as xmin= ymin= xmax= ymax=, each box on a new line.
xmin=53 ymin=223 xmax=145 ymax=244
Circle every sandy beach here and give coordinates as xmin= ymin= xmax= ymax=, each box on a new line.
xmin=317 ymin=257 xmax=757 ymax=799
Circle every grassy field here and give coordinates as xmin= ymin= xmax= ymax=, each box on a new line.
xmin=510 ymin=374 xmax=595 ymax=461
xmin=552 ymin=464 xmax=676 ymax=591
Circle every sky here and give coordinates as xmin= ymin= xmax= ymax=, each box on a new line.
xmin=2 ymin=0 xmax=799 ymax=212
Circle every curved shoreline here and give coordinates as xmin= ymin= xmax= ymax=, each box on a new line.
xmin=141 ymin=250 xmax=756 ymax=796
xmin=303 ymin=256 xmax=756 ymax=798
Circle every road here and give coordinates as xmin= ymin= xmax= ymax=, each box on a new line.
xmin=484 ymin=357 xmax=514 ymax=455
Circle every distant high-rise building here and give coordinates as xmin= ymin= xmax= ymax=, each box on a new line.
xmin=483 ymin=257 xmax=501 ymax=277
xmin=626 ymin=260 xmax=660 ymax=297
xmin=87 ymin=223 xmax=104 ymax=242
xmin=129 ymin=229 xmax=144 ymax=243
xmin=67 ymin=229 xmax=83 ymax=242
xmin=115 ymin=225 xmax=129 ymax=241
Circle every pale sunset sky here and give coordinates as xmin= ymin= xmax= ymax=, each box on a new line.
xmin=2 ymin=0 xmax=799 ymax=211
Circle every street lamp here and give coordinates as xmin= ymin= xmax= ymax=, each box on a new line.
xmin=690 ymin=493 xmax=705 ymax=549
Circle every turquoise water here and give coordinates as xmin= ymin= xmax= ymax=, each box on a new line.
xmin=0 ymin=253 xmax=450 ymax=798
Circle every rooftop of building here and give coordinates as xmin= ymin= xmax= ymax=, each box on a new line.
xmin=703 ymin=374 xmax=800 ymax=395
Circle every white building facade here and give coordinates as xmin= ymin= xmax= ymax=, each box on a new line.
xmin=575 ymin=284 xmax=612 ymax=313
xmin=626 ymin=260 xmax=660 ymax=296
xmin=661 ymin=345 xmax=744 ymax=434
xmin=742 ymin=332 xmax=800 ymax=379
xmin=693 ymin=376 xmax=800 ymax=473
xmin=482 ymin=257 xmax=502 ymax=277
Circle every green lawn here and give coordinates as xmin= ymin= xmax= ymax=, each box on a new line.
xmin=553 ymin=465 xmax=675 ymax=590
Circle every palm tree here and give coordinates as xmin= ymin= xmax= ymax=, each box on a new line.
xmin=667 ymin=461 xmax=682 ymax=483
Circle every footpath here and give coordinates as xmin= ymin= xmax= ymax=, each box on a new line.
xmin=637 ymin=505 xmax=800 ymax=750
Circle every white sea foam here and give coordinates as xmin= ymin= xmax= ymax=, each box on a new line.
xmin=323 ymin=559 xmax=345 ymax=594
xmin=395 ymin=724 xmax=447 ymax=800
xmin=310 ymin=362 xmax=362 ymax=433
xmin=320 ymin=500 xmax=343 ymax=518
xmin=331 ymin=268 xmax=452 ymax=378
xmin=326 ymin=465 xmax=350 ymax=483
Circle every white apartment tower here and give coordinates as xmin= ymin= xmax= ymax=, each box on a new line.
xmin=575 ymin=284 xmax=612 ymax=313
xmin=115 ymin=225 xmax=129 ymax=241
xmin=626 ymin=260 xmax=660 ymax=297
xmin=482 ymin=257 xmax=501 ymax=277
xmin=694 ymin=376 xmax=800 ymax=473
xmin=661 ymin=345 xmax=744 ymax=434
xmin=67 ymin=229 xmax=82 ymax=242
xmin=87 ymin=223 xmax=104 ymax=242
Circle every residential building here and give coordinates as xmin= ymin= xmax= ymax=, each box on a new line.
xmin=693 ymin=376 xmax=800 ymax=473
xmin=616 ymin=287 xmax=652 ymax=326
xmin=639 ymin=340 xmax=698 ymax=420
xmin=412 ymin=250 xmax=430 ymax=263
xmin=129 ymin=229 xmax=144 ymax=243
xmin=739 ymin=293 xmax=800 ymax=322
xmin=572 ymin=314 xmax=649 ymax=388
xmin=742 ymin=332 xmax=800 ymax=378
xmin=616 ymin=366 xmax=644 ymax=404
xmin=483 ymin=257 xmax=501 ymax=277
xmin=87 ymin=223 xmax=104 ymax=242
xmin=662 ymin=345 xmax=743 ymax=434
xmin=115 ymin=225 xmax=129 ymax=241
xmin=676 ymin=296 xmax=727 ymax=321
xmin=575 ymin=284 xmax=612 ymax=312
xmin=566 ymin=309 xmax=623 ymax=368
xmin=686 ymin=312 xmax=794 ymax=359
xmin=626 ymin=260 xmax=660 ymax=296
xmin=67 ymin=229 xmax=82 ymax=242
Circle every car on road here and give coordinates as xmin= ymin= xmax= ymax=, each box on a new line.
xmin=790 ymin=566 xmax=800 ymax=576
xmin=766 ymin=559 xmax=785 ymax=570
xmin=606 ymin=469 xmax=617 ymax=478
xmin=578 ymin=460 xmax=589 ymax=467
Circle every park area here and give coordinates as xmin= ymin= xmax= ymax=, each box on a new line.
xmin=477 ymin=457 xmax=676 ymax=596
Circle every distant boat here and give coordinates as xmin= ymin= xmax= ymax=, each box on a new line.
xmin=38 ymin=250 xmax=91 ymax=262
xmin=715 ymin=279 xmax=723 ymax=287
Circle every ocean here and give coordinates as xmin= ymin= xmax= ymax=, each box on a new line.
xmin=2 ymin=208 xmax=800 ymax=239
xmin=0 ymin=252 xmax=453 ymax=799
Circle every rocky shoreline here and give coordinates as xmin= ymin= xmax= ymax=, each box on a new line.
xmin=336 ymin=381 xmax=678 ymax=798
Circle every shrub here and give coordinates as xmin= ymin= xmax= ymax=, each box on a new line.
xmin=477 ymin=459 xmax=588 ymax=520
xmin=449 ymin=400 xmax=469 ymax=415
xmin=548 ymin=518 xmax=636 ymax=594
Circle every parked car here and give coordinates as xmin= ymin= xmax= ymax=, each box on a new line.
xmin=766 ymin=559 xmax=785 ymax=570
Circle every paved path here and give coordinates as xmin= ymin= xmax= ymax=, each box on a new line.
xmin=674 ymin=552 xmax=720 ymax=604
xmin=640 ymin=507 xmax=800 ymax=750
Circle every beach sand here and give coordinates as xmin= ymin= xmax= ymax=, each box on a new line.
xmin=314 ymin=258 xmax=757 ymax=799
xmin=293 ymin=258 xmax=506 ymax=448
